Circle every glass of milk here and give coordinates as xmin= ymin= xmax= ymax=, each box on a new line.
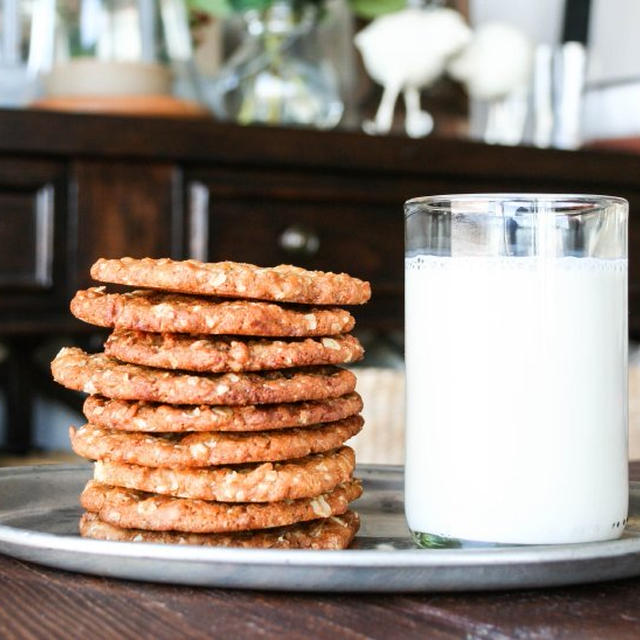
xmin=404 ymin=194 xmax=628 ymax=547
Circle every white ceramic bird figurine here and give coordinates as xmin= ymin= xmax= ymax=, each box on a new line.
xmin=448 ymin=22 xmax=533 ymax=145
xmin=355 ymin=7 xmax=471 ymax=138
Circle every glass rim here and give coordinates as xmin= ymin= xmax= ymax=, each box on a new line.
xmin=404 ymin=193 xmax=628 ymax=216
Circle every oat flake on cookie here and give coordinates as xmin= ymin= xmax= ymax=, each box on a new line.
xmin=90 ymin=257 xmax=371 ymax=305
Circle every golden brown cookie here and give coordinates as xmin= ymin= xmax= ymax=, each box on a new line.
xmin=81 ymin=479 xmax=362 ymax=533
xmin=93 ymin=447 xmax=355 ymax=502
xmin=79 ymin=510 xmax=360 ymax=549
xmin=104 ymin=330 xmax=364 ymax=373
xmin=90 ymin=258 xmax=371 ymax=305
xmin=83 ymin=393 xmax=363 ymax=433
xmin=52 ymin=347 xmax=356 ymax=405
xmin=71 ymin=416 xmax=363 ymax=467
xmin=71 ymin=288 xmax=356 ymax=336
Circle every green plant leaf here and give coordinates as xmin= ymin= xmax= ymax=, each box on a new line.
xmin=230 ymin=0 xmax=272 ymax=11
xmin=188 ymin=0 xmax=407 ymax=19
xmin=347 ymin=0 xmax=405 ymax=18
xmin=187 ymin=0 xmax=232 ymax=15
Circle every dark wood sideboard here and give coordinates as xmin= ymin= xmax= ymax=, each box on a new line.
xmin=1 ymin=108 xmax=640 ymax=452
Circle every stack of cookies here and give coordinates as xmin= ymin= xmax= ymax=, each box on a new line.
xmin=51 ymin=257 xmax=370 ymax=550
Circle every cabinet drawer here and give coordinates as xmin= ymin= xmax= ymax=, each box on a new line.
xmin=0 ymin=186 xmax=54 ymax=289
xmin=0 ymin=158 xmax=67 ymax=320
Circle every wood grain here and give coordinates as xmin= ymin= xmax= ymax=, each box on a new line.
xmin=0 ymin=462 xmax=639 ymax=639
xmin=2 ymin=553 xmax=640 ymax=640
xmin=72 ymin=161 xmax=182 ymax=293
xmin=0 ymin=108 xmax=639 ymax=189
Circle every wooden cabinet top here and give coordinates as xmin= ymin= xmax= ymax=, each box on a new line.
xmin=1 ymin=108 xmax=639 ymax=187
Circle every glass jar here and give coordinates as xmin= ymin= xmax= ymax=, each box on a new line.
xmin=25 ymin=0 xmax=203 ymax=113
xmin=404 ymin=194 xmax=628 ymax=547
xmin=209 ymin=0 xmax=343 ymax=128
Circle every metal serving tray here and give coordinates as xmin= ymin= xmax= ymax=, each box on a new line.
xmin=1 ymin=464 xmax=640 ymax=592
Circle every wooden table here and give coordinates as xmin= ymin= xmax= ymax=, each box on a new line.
xmin=2 ymin=462 xmax=640 ymax=640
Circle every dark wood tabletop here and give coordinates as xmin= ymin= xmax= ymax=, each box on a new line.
xmin=2 ymin=462 xmax=640 ymax=640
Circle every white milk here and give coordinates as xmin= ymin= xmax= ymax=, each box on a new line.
xmin=405 ymin=255 xmax=628 ymax=545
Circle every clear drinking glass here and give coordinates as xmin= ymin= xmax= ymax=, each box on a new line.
xmin=404 ymin=194 xmax=628 ymax=548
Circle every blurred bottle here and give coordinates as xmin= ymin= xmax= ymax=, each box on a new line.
xmin=5 ymin=0 xmax=205 ymax=114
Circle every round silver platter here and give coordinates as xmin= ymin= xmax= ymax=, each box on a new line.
xmin=1 ymin=464 xmax=640 ymax=592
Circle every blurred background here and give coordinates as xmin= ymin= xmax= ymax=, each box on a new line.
xmin=2 ymin=0 xmax=640 ymax=466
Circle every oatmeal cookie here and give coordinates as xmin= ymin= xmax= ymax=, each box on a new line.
xmin=52 ymin=347 xmax=356 ymax=404
xmin=92 ymin=447 xmax=355 ymax=502
xmin=104 ymin=330 xmax=364 ymax=372
xmin=79 ymin=510 xmax=360 ymax=549
xmin=90 ymin=258 xmax=371 ymax=305
xmin=83 ymin=393 xmax=363 ymax=433
xmin=71 ymin=415 xmax=363 ymax=467
xmin=80 ymin=478 xmax=363 ymax=533
xmin=71 ymin=288 xmax=355 ymax=336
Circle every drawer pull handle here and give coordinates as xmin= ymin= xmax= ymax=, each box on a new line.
xmin=278 ymin=225 xmax=320 ymax=257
